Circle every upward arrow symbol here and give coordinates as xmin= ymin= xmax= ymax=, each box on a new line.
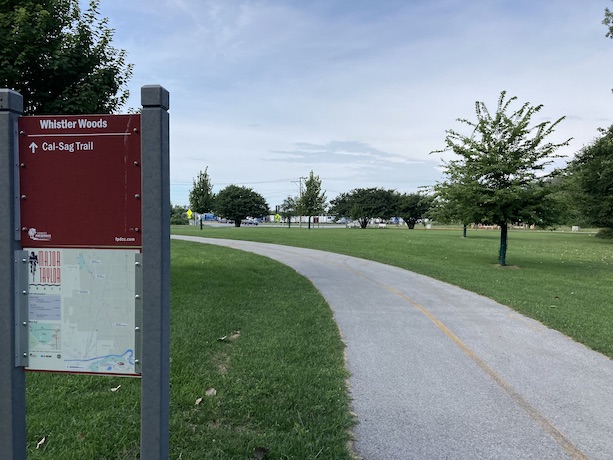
xmin=29 ymin=142 xmax=38 ymax=153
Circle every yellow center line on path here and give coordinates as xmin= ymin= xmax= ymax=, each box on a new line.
xmin=336 ymin=260 xmax=590 ymax=460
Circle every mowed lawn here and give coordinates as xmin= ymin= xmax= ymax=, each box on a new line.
xmin=24 ymin=225 xmax=611 ymax=458
xmin=174 ymin=224 xmax=613 ymax=359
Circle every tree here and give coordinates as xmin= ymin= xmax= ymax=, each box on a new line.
xmin=298 ymin=171 xmax=327 ymax=229
xmin=189 ymin=168 xmax=214 ymax=215
xmin=170 ymin=204 xmax=189 ymax=225
xmin=433 ymin=91 xmax=570 ymax=265
xmin=214 ymin=185 xmax=269 ymax=227
xmin=397 ymin=193 xmax=434 ymax=229
xmin=604 ymin=2 xmax=613 ymax=39
xmin=604 ymin=3 xmax=613 ymax=93
xmin=567 ymin=125 xmax=613 ymax=237
xmin=279 ymin=195 xmax=298 ymax=228
xmin=0 ymin=0 xmax=132 ymax=115
xmin=540 ymin=175 xmax=586 ymax=228
xmin=330 ymin=188 xmax=399 ymax=228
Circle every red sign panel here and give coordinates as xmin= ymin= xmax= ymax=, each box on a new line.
xmin=18 ymin=114 xmax=142 ymax=248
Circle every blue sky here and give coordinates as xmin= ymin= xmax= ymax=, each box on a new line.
xmin=97 ymin=0 xmax=612 ymax=208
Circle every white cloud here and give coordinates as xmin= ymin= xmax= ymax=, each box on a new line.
xmin=97 ymin=0 xmax=613 ymax=206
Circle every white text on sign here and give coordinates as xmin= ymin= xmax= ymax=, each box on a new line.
xmin=38 ymin=118 xmax=108 ymax=130
xmin=40 ymin=141 xmax=94 ymax=153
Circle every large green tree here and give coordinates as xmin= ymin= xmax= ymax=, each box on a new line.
xmin=330 ymin=188 xmax=399 ymax=229
xmin=298 ymin=171 xmax=327 ymax=229
xmin=567 ymin=125 xmax=613 ymax=237
xmin=433 ymin=91 xmax=570 ymax=265
xmin=214 ymin=185 xmax=269 ymax=227
xmin=0 ymin=0 xmax=132 ymax=115
xmin=397 ymin=193 xmax=434 ymax=229
xmin=189 ymin=167 xmax=214 ymax=215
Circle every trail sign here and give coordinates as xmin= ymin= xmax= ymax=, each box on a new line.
xmin=18 ymin=114 xmax=141 ymax=248
xmin=18 ymin=114 xmax=143 ymax=376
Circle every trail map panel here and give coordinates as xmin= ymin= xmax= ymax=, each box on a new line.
xmin=25 ymin=247 xmax=139 ymax=376
xmin=18 ymin=114 xmax=142 ymax=248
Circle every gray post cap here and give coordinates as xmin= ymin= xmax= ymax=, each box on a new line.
xmin=141 ymin=85 xmax=170 ymax=110
xmin=0 ymin=89 xmax=23 ymax=113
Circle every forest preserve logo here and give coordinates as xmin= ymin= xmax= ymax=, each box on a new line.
xmin=28 ymin=228 xmax=52 ymax=242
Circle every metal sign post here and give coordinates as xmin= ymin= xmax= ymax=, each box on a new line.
xmin=140 ymin=85 xmax=170 ymax=460
xmin=0 ymin=89 xmax=26 ymax=460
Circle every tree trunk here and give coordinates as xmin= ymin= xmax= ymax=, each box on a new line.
xmin=463 ymin=224 xmax=467 ymax=238
xmin=498 ymin=224 xmax=508 ymax=266
xmin=234 ymin=220 xmax=241 ymax=227
xmin=308 ymin=216 xmax=312 ymax=229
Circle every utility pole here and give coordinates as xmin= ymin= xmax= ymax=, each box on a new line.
xmin=291 ymin=176 xmax=307 ymax=227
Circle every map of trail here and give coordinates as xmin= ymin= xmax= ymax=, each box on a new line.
xmin=26 ymin=248 xmax=140 ymax=376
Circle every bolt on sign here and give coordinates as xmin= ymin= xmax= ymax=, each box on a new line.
xmin=18 ymin=114 xmax=143 ymax=377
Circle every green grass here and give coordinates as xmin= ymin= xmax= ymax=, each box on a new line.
xmin=25 ymin=224 xmax=612 ymax=457
xmin=173 ymin=224 xmax=613 ymax=359
xmin=26 ymin=241 xmax=355 ymax=459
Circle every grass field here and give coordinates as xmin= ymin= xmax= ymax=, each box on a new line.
xmin=25 ymin=224 xmax=612 ymax=458
xmin=174 ymin=224 xmax=613 ymax=360
xmin=26 ymin=241 xmax=355 ymax=459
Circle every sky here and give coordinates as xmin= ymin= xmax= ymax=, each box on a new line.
xmin=96 ymin=0 xmax=612 ymax=208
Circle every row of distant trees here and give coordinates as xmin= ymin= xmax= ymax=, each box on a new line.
xmin=188 ymin=168 xmax=269 ymax=227
xmin=278 ymin=185 xmax=434 ymax=230
xmin=187 ymin=167 xmax=435 ymax=231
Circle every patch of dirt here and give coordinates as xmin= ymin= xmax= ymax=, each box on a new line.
xmin=213 ymin=352 xmax=230 ymax=375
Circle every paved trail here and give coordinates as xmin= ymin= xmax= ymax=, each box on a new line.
xmin=174 ymin=236 xmax=613 ymax=460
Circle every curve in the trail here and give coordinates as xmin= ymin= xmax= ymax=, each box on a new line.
xmin=173 ymin=236 xmax=613 ymax=460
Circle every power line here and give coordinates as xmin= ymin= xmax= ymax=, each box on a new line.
xmin=291 ymin=176 xmax=307 ymax=197
xmin=170 ymin=178 xmax=296 ymax=186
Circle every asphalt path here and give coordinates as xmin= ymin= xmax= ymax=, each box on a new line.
xmin=173 ymin=235 xmax=613 ymax=460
